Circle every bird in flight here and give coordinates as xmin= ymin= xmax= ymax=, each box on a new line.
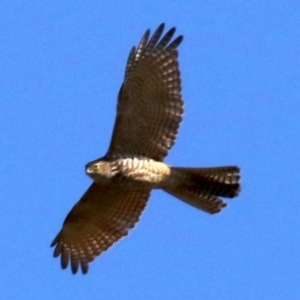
xmin=51 ymin=23 xmax=241 ymax=274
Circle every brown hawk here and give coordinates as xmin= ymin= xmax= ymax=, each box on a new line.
xmin=51 ymin=23 xmax=241 ymax=274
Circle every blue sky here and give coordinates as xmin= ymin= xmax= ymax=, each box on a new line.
xmin=1 ymin=1 xmax=299 ymax=299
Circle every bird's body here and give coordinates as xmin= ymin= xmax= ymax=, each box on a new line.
xmin=51 ymin=23 xmax=241 ymax=274
xmin=86 ymin=156 xmax=171 ymax=189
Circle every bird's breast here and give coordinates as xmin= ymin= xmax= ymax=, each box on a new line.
xmin=113 ymin=157 xmax=171 ymax=188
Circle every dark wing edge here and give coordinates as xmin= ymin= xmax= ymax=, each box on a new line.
xmin=125 ymin=23 xmax=183 ymax=79
xmin=51 ymin=183 xmax=151 ymax=274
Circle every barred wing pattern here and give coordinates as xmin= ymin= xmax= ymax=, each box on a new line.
xmin=51 ymin=183 xmax=151 ymax=274
xmin=107 ymin=23 xmax=184 ymax=161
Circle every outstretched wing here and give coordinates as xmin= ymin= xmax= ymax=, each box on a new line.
xmin=106 ymin=23 xmax=184 ymax=161
xmin=51 ymin=183 xmax=151 ymax=274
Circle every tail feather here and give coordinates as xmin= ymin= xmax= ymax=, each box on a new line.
xmin=163 ymin=166 xmax=241 ymax=214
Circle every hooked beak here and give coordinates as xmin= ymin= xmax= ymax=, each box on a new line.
xmin=85 ymin=164 xmax=93 ymax=174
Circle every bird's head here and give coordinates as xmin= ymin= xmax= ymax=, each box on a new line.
xmin=85 ymin=159 xmax=118 ymax=181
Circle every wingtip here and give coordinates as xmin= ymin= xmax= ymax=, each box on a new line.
xmin=157 ymin=22 xmax=165 ymax=31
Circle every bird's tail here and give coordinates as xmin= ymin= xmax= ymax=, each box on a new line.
xmin=163 ymin=166 xmax=240 ymax=214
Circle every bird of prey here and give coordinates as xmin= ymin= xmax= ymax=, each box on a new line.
xmin=51 ymin=23 xmax=241 ymax=274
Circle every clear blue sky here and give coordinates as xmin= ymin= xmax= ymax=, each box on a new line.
xmin=1 ymin=1 xmax=299 ymax=299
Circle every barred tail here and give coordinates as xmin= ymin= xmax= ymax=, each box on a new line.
xmin=163 ymin=166 xmax=241 ymax=214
